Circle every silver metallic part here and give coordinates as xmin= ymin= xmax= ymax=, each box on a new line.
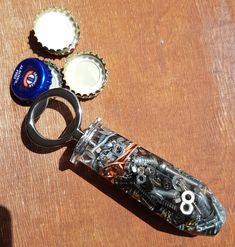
xmin=180 ymin=191 xmax=195 ymax=215
xmin=174 ymin=197 xmax=182 ymax=204
xmin=91 ymin=133 xmax=115 ymax=153
xmin=150 ymin=188 xmax=180 ymax=199
xmin=136 ymin=174 xmax=146 ymax=184
xmin=145 ymin=166 xmax=155 ymax=176
xmin=162 ymin=177 xmax=172 ymax=190
xmin=137 ymin=166 xmax=145 ymax=175
xmin=133 ymin=156 xmax=159 ymax=167
xmin=80 ymin=150 xmax=96 ymax=168
xmin=131 ymin=165 xmax=138 ymax=173
xmin=159 ymin=163 xmax=200 ymax=188
xmin=172 ymin=175 xmax=185 ymax=191
xmin=195 ymin=192 xmax=212 ymax=218
xmin=180 ymin=202 xmax=194 ymax=215
xmin=70 ymin=119 xmax=226 ymax=236
xmin=182 ymin=190 xmax=195 ymax=204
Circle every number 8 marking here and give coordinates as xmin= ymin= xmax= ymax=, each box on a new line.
xmin=180 ymin=190 xmax=195 ymax=215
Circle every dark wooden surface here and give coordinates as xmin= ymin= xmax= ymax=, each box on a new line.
xmin=0 ymin=0 xmax=234 ymax=246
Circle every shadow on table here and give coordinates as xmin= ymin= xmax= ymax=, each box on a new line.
xmin=21 ymin=98 xmax=194 ymax=237
xmin=0 ymin=206 xmax=12 ymax=247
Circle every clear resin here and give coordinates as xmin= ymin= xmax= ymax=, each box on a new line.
xmin=70 ymin=119 xmax=226 ymax=235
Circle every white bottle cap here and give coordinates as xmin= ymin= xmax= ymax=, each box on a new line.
xmin=33 ymin=7 xmax=80 ymax=55
xmin=63 ymin=52 xmax=108 ymax=99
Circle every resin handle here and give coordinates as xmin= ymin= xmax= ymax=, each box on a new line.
xmin=70 ymin=119 xmax=226 ymax=235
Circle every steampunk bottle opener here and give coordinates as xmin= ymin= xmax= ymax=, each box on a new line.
xmin=25 ymin=88 xmax=226 ymax=236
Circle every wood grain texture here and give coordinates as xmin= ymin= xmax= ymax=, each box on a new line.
xmin=0 ymin=0 xmax=234 ymax=246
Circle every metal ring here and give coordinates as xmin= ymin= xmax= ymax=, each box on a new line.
xmin=182 ymin=190 xmax=195 ymax=204
xmin=180 ymin=202 xmax=194 ymax=215
xmin=25 ymin=88 xmax=82 ymax=147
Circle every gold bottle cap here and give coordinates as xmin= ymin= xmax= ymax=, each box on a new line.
xmin=63 ymin=52 xmax=108 ymax=99
xmin=33 ymin=7 xmax=80 ymax=55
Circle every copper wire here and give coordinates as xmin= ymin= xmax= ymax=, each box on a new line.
xmin=100 ymin=143 xmax=138 ymax=180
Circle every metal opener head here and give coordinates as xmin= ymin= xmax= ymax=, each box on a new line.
xmin=25 ymin=88 xmax=83 ymax=147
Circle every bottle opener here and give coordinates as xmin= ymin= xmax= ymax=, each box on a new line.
xmin=25 ymin=88 xmax=226 ymax=236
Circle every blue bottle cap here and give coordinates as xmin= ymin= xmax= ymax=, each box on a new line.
xmin=11 ymin=58 xmax=52 ymax=102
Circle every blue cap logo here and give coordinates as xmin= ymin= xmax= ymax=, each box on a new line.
xmin=23 ymin=70 xmax=38 ymax=88
xmin=11 ymin=58 xmax=52 ymax=102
